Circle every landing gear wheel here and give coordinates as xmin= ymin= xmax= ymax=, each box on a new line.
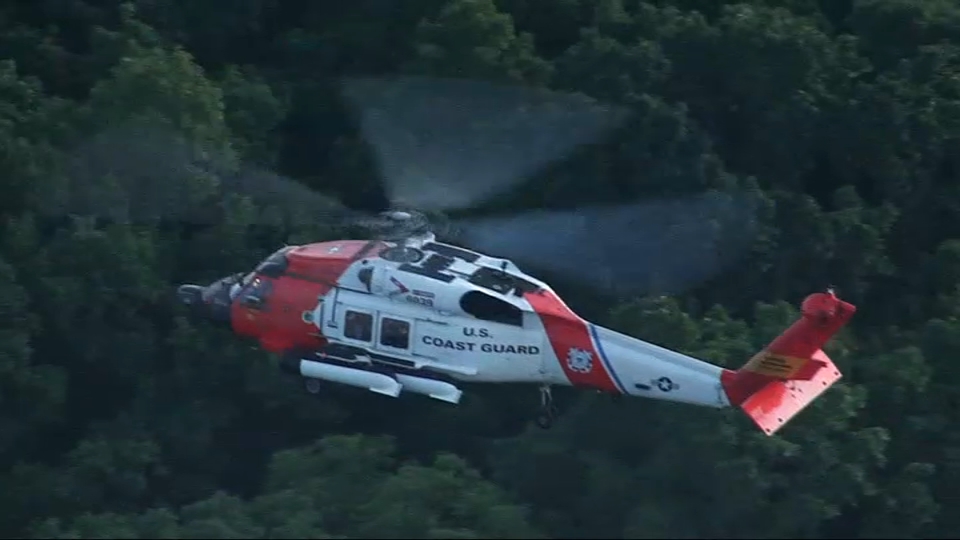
xmin=304 ymin=378 xmax=322 ymax=395
xmin=535 ymin=410 xmax=554 ymax=429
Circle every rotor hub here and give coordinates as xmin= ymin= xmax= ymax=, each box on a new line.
xmin=382 ymin=210 xmax=414 ymax=223
xmin=373 ymin=209 xmax=434 ymax=246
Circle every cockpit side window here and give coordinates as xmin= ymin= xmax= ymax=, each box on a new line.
xmin=358 ymin=267 xmax=373 ymax=292
xmin=344 ymin=310 xmax=373 ymax=342
xmin=459 ymin=291 xmax=523 ymax=327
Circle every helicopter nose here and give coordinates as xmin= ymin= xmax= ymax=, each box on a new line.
xmin=176 ymin=279 xmax=234 ymax=328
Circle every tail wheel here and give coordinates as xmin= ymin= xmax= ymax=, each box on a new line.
xmin=304 ymin=378 xmax=322 ymax=395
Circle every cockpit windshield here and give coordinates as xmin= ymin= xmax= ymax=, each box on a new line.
xmin=255 ymin=246 xmax=293 ymax=277
xmin=230 ymin=247 xmax=291 ymax=302
xmin=230 ymin=271 xmax=257 ymax=301
xmin=240 ymin=276 xmax=273 ymax=310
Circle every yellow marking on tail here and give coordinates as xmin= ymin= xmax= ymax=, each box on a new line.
xmin=742 ymin=352 xmax=807 ymax=378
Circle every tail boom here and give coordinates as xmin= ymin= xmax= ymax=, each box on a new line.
xmin=721 ymin=290 xmax=856 ymax=435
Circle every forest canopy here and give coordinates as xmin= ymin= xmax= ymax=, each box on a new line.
xmin=1 ymin=0 xmax=959 ymax=538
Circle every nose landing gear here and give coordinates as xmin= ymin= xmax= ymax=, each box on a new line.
xmin=535 ymin=385 xmax=558 ymax=429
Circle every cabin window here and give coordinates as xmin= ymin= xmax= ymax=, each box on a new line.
xmin=459 ymin=290 xmax=523 ymax=327
xmin=380 ymin=317 xmax=410 ymax=349
xmin=344 ymin=310 xmax=373 ymax=342
xmin=469 ymin=266 xmax=539 ymax=296
xmin=241 ymin=277 xmax=273 ymax=310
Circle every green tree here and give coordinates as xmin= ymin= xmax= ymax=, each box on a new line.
xmin=3 ymin=0 xmax=960 ymax=538
xmin=405 ymin=0 xmax=552 ymax=84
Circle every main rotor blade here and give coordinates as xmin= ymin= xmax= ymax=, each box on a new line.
xmin=50 ymin=121 xmax=353 ymax=229
xmin=341 ymin=76 xmax=628 ymax=213
xmin=452 ymin=192 xmax=759 ymax=296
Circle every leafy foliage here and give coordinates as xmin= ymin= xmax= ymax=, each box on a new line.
xmin=0 ymin=0 xmax=957 ymax=537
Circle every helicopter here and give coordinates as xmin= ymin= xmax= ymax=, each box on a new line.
xmin=176 ymin=208 xmax=855 ymax=434
xmin=65 ymin=77 xmax=855 ymax=433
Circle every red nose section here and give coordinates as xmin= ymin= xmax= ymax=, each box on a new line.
xmin=229 ymin=240 xmax=386 ymax=354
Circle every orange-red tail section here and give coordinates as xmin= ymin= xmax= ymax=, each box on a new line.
xmin=720 ymin=290 xmax=857 ymax=435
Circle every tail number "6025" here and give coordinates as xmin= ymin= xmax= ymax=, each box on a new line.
xmin=405 ymin=295 xmax=434 ymax=308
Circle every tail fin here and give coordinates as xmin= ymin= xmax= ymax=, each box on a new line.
xmin=720 ymin=290 xmax=857 ymax=435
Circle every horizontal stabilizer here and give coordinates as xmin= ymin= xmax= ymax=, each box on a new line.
xmin=739 ymin=350 xmax=842 ymax=435
xmin=721 ymin=290 xmax=856 ymax=435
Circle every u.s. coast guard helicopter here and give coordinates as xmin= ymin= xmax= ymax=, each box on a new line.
xmin=68 ymin=77 xmax=855 ymax=434
xmin=177 ymin=208 xmax=856 ymax=434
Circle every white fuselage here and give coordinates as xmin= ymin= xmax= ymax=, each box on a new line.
xmin=290 ymin=240 xmax=730 ymax=410
xmin=312 ymin=273 xmax=547 ymax=384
